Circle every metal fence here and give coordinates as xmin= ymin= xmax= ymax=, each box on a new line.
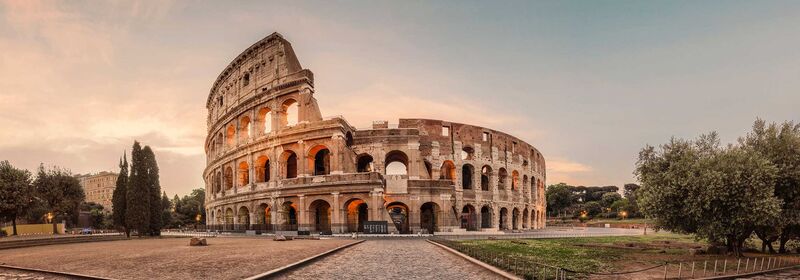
xmin=430 ymin=238 xmax=800 ymax=280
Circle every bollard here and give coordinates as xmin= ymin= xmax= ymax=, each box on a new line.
xmin=761 ymin=257 xmax=765 ymax=271
xmin=713 ymin=260 xmax=717 ymax=276
xmin=723 ymin=259 xmax=727 ymax=275
xmin=678 ymin=262 xmax=682 ymax=279
xmin=737 ymin=258 xmax=741 ymax=274
xmin=745 ymin=258 xmax=749 ymax=272
xmin=664 ymin=264 xmax=668 ymax=280
xmin=703 ymin=260 xmax=707 ymax=277
xmin=691 ymin=261 xmax=695 ymax=278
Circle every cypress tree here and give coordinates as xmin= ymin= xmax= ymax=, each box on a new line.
xmin=143 ymin=146 xmax=162 ymax=236
xmin=126 ymin=141 xmax=150 ymax=236
xmin=112 ymin=154 xmax=129 ymax=237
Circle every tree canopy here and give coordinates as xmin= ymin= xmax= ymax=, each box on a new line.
xmin=0 ymin=160 xmax=33 ymax=235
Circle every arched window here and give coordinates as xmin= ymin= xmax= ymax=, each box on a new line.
xmin=461 ymin=164 xmax=474 ymax=189
xmin=512 ymin=170 xmax=520 ymax=191
xmin=282 ymin=151 xmax=298 ymax=179
xmin=385 ymin=150 xmax=409 ymax=175
xmin=226 ymin=124 xmax=236 ymax=148
xmin=238 ymin=161 xmax=250 ymax=186
xmin=282 ymin=99 xmax=298 ymax=127
xmin=498 ymin=168 xmax=508 ymax=190
xmin=239 ymin=116 xmax=251 ymax=142
xmin=480 ymin=165 xmax=491 ymax=191
xmin=242 ymin=73 xmax=250 ymax=86
xmin=258 ymin=108 xmax=272 ymax=134
xmin=440 ymin=161 xmax=456 ymax=183
xmin=309 ymin=145 xmax=331 ymax=176
xmin=357 ymin=154 xmax=374 ymax=172
xmin=224 ymin=167 xmax=233 ymax=190
xmin=256 ymin=156 xmax=270 ymax=183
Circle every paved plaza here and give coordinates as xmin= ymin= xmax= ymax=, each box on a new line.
xmin=278 ymin=239 xmax=503 ymax=279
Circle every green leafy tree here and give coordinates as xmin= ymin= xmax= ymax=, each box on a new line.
xmin=33 ymin=164 xmax=85 ymax=234
xmin=0 ymin=161 xmax=33 ymax=235
xmin=600 ymin=192 xmax=622 ymax=208
xmin=112 ymin=154 xmax=129 ymax=236
xmin=161 ymin=192 xmax=172 ymax=229
xmin=636 ymin=133 xmax=781 ymax=256
xmin=623 ymin=183 xmax=641 ymax=217
xmin=740 ymin=119 xmax=800 ymax=253
xmin=546 ymin=183 xmax=574 ymax=217
xmin=126 ymin=141 xmax=150 ymax=236
xmin=174 ymin=188 xmax=206 ymax=227
xmin=583 ymin=201 xmax=602 ymax=218
xmin=142 ymin=146 xmax=162 ymax=236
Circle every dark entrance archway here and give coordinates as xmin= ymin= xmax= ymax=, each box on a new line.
xmin=386 ymin=202 xmax=410 ymax=234
xmin=420 ymin=202 xmax=439 ymax=234
xmin=480 ymin=206 xmax=492 ymax=228
xmin=461 ymin=205 xmax=478 ymax=231
xmin=345 ymin=199 xmax=368 ymax=232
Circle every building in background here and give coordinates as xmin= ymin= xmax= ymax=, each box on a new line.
xmin=76 ymin=171 xmax=118 ymax=212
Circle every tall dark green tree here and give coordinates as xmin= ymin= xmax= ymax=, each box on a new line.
xmin=33 ymin=164 xmax=85 ymax=234
xmin=160 ymin=192 xmax=172 ymax=229
xmin=0 ymin=161 xmax=33 ymax=235
xmin=126 ymin=141 xmax=150 ymax=236
xmin=112 ymin=154 xmax=129 ymax=237
xmin=143 ymin=146 xmax=162 ymax=236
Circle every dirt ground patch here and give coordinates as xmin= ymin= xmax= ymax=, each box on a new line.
xmin=0 ymin=237 xmax=355 ymax=280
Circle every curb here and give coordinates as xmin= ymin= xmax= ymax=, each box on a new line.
xmin=243 ymin=239 xmax=366 ymax=279
xmin=0 ymin=264 xmax=113 ymax=280
xmin=698 ymin=264 xmax=800 ymax=280
xmin=426 ymin=239 xmax=522 ymax=280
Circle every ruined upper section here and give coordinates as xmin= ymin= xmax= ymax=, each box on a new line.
xmin=205 ymin=32 xmax=312 ymax=109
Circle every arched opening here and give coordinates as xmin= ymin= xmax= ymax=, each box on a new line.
xmin=511 ymin=170 xmax=520 ymax=191
xmin=239 ymin=116 xmax=251 ymax=142
xmin=481 ymin=166 xmax=491 ymax=191
xmin=257 ymin=203 xmax=271 ymax=231
xmin=424 ymin=160 xmax=433 ymax=179
xmin=238 ymin=161 xmax=250 ymax=186
xmin=512 ymin=208 xmax=520 ymax=230
xmin=282 ymin=151 xmax=298 ymax=179
xmin=461 ymin=164 xmax=474 ymax=189
xmin=523 ymin=175 xmax=529 ymax=193
xmin=212 ymin=172 xmax=220 ymax=193
xmin=345 ymin=132 xmax=354 ymax=147
xmin=498 ymin=168 xmax=508 ymax=190
xmin=499 ymin=207 xmax=508 ymax=230
xmin=224 ymin=208 xmax=234 ymax=229
xmin=420 ymin=202 xmax=439 ymax=234
xmin=258 ymin=108 xmax=273 ymax=134
xmin=461 ymin=205 xmax=478 ymax=231
xmin=385 ymin=150 xmax=409 ymax=175
xmin=216 ymin=209 xmax=223 ymax=224
xmin=356 ymin=154 xmax=374 ymax=173
xmin=256 ymin=156 xmax=270 ymax=183
xmin=480 ymin=206 xmax=492 ymax=228
xmin=226 ymin=124 xmax=236 ymax=148
xmin=523 ymin=208 xmax=529 ymax=229
xmin=386 ymin=202 xmax=410 ymax=234
xmin=461 ymin=146 xmax=475 ymax=160
xmin=345 ymin=199 xmax=368 ymax=232
xmin=216 ymin=132 xmax=223 ymax=152
xmin=308 ymin=145 xmax=331 ymax=176
xmin=280 ymin=201 xmax=297 ymax=231
xmin=242 ymin=73 xmax=250 ymax=86
xmin=224 ymin=166 xmax=233 ymax=190
xmin=309 ymin=200 xmax=332 ymax=233
xmin=282 ymin=99 xmax=299 ymax=127
xmin=238 ymin=206 xmax=250 ymax=230
xmin=440 ymin=160 xmax=456 ymax=183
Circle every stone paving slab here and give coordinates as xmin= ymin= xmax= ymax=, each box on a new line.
xmin=277 ymin=239 xmax=505 ymax=279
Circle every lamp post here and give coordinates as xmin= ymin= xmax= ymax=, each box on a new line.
xmin=620 ymin=211 xmax=628 ymax=220
xmin=195 ymin=214 xmax=201 ymax=230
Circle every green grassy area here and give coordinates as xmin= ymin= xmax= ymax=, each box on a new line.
xmin=456 ymin=233 xmax=704 ymax=273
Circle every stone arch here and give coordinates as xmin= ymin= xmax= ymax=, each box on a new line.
xmin=523 ymin=175 xmax=529 ymax=192
xmin=256 ymin=155 xmax=270 ymax=183
xmin=226 ymin=124 xmax=236 ymax=148
xmin=420 ymin=202 xmax=440 ymax=234
xmin=211 ymin=172 xmax=220 ymax=193
xmin=281 ymin=98 xmax=299 ymax=127
xmin=216 ymin=209 xmax=223 ymax=224
xmin=461 ymin=164 xmax=474 ymax=189
xmin=281 ymin=150 xmax=298 ymax=179
xmin=481 ymin=165 xmax=492 ymax=191
xmin=215 ymin=132 xmax=223 ymax=152
xmin=498 ymin=168 xmax=508 ymax=190
xmin=511 ymin=170 xmax=520 ymax=191
xmin=280 ymin=201 xmax=297 ymax=230
xmin=440 ymin=160 xmax=456 ymax=183
xmin=308 ymin=145 xmax=331 ymax=176
xmin=238 ymin=206 xmax=250 ymax=227
xmin=385 ymin=150 xmax=409 ymax=175
xmin=512 ymin=207 xmax=520 ymax=230
xmin=257 ymin=203 xmax=271 ymax=228
xmin=461 ymin=204 xmax=478 ymax=231
xmin=499 ymin=207 xmax=509 ymax=230
xmin=224 ymin=208 xmax=234 ymax=226
xmin=238 ymin=161 xmax=250 ymax=186
xmin=239 ymin=116 xmax=251 ymax=142
xmin=356 ymin=154 xmax=374 ymax=172
xmin=344 ymin=198 xmax=368 ymax=232
xmin=386 ymin=201 xmax=410 ymax=234
xmin=224 ymin=166 xmax=233 ymax=190
xmin=480 ymin=205 xmax=492 ymax=228
xmin=309 ymin=199 xmax=332 ymax=232
xmin=258 ymin=107 xmax=272 ymax=134
xmin=523 ymin=208 xmax=529 ymax=229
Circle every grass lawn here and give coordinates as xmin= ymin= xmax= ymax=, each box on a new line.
xmin=456 ymin=233 xmax=707 ymax=273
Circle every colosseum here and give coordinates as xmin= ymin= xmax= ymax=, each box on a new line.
xmin=204 ymin=33 xmax=546 ymax=234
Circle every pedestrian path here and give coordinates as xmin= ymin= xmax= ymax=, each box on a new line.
xmin=277 ymin=239 xmax=504 ymax=279
xmin=735 ymin=267 xmax=800 ymax=279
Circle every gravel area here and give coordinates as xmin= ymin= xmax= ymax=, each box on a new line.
xmin=278 ymin=239 xmax=504 ymax=279
xmin=0 ymin=237 xmax=354 ymax=280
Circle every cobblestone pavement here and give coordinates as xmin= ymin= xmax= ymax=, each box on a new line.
xmin=735 ymin=267 xmax=800 ymax=279
xmin=277 ymin=239 xmax=504 ymax=279
xmin=0 ymin=268 xmax=71 ymax=280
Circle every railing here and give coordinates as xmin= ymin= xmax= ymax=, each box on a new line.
xmin=430 ymin=237 xmax=800 ymax=280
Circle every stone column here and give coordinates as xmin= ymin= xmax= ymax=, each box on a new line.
xmin=331 ymin=192 xmax=341 ymax=233
xmin=297 ymin=195 xmax=307 ymax=231
xmin=297 ymin=140 xmax=308 ymax=177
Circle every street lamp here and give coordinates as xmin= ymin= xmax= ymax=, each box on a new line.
xmin=195 ymin=214 xmax=201 ymax=229
xmin=46 ymin=212 xmax=53 ymax=223
xmin=620 ymin=211 xmax=628 ymax=220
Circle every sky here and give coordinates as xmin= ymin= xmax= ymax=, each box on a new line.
xmin=1 ymin=1 xmax=799 ymax=197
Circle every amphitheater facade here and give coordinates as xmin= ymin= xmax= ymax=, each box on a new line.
xmin=204 ymin=33 xmax=546 ymax=234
